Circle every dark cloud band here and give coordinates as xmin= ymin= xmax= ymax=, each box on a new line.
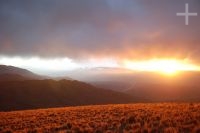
xmin=0 ymin=0 xmax=200 ymax=63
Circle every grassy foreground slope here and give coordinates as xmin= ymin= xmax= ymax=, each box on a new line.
xmin=0 ymin=103 xmax=200 ymax=133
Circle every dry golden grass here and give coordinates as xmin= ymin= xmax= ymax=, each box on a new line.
xmin=0 ymin=103 xmax=200 ymax=133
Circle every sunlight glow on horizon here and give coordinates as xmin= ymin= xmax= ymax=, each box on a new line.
xmin=0 ymin=56 xmax=119 ymax=72
xmin=1 ymin=56 xmax=200 ymax=76
xmin=0 ymin=56 xmax=79 ymax=71
xmin=123 ymin=59 xmax=200 ymax=75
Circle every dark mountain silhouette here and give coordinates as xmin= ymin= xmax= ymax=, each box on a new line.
xmin=0 ymin=65 xmax=73 ymax=81
xmin=1 ymin=65 xmax=200 ymax=111
xmin=0 ymin=79 xmax=134 ymax=111
xmin=0 ymin=73 xmax=29 ymax=81
xmin=53 ymin=76 xmax=73 ymax=81
xmin=0 ymin=65 xmax=46 ymax=80
xmin=91 ymin=81 xmax=132 ymax=92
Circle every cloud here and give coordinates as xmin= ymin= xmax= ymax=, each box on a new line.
xmin=0 ymin=0 xmax=200 ymax=63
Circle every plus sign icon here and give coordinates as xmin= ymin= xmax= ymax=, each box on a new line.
xmin=176 ymin=3 xmax=198 ymax=25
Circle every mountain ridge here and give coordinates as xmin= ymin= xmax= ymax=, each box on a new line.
xmin=0 ymin=79 xmax=134 ymax=111
xmin=0 ymin=65 xmax=46 ymax=80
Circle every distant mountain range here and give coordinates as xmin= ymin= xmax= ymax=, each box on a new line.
xmin=0 ymin=65 xmax=46 ymax=80
xmin=0 ymin=65 xmax=134 ymax=111
xmin=0 ymin=65 xmax=71 ymax=81
xmin=87 ymin=70 xmax=200 ymax=102
xmin=0 ymin=65 xmax=200 ymax=111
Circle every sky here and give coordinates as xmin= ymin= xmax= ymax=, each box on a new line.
xmin=0 ymin=0 xmax=200 ymax=75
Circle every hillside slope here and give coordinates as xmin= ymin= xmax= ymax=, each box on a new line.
xmin=0 ymin=65 xmax=46 ymax=80
xmin=0 ymin=80 xmax=133 ymax=111
xmin=0 ymin=73 xmax=29 ymax=81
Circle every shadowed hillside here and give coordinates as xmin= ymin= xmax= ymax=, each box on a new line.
xmin=0 ymin=65 xmax=46 ymax=80
xmin=0 ymin=80 xmax=134 ymax=111
xmin=0 ymin=73 xmax=29 ymax=81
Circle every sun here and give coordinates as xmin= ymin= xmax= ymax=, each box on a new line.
xmin=123 ymin=59 xmax=200 ymax=75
